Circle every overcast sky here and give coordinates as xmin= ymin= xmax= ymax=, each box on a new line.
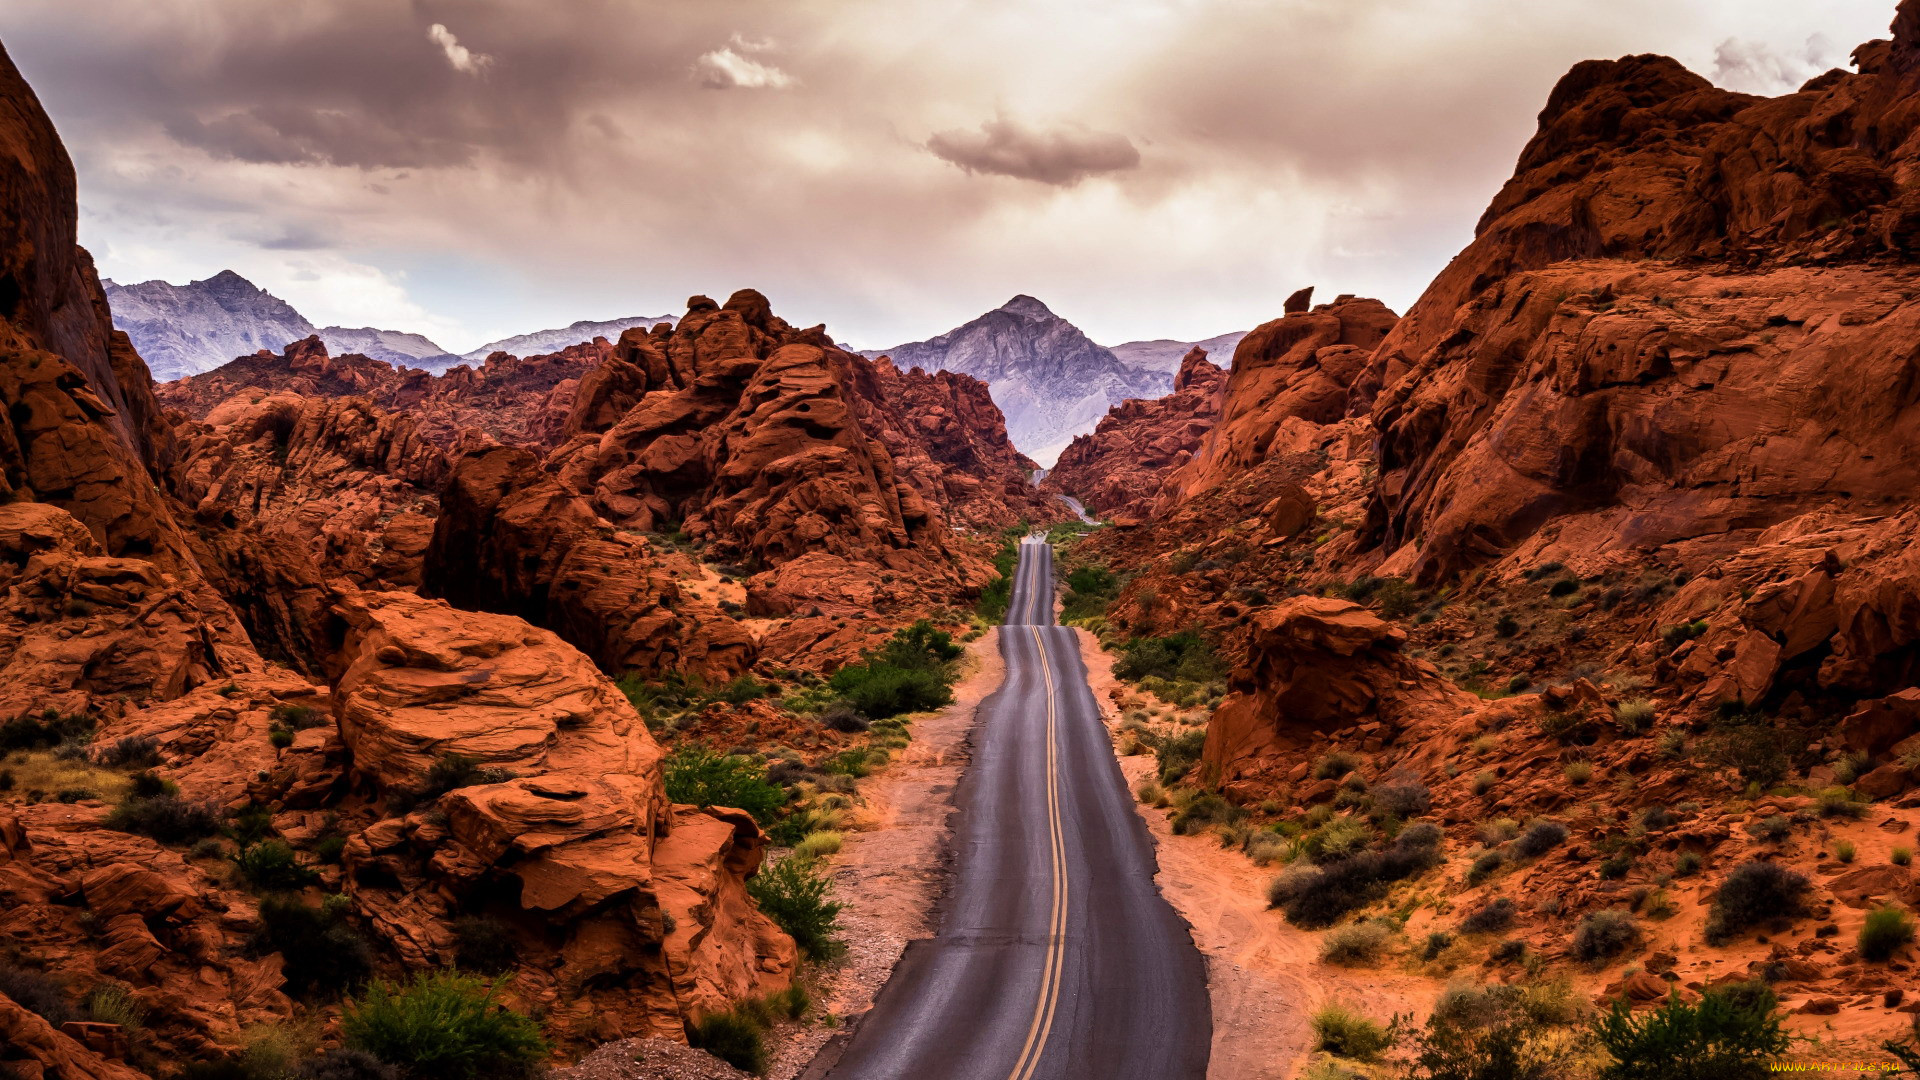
xmin=1 ymin=0 xmax=1897 ymax=353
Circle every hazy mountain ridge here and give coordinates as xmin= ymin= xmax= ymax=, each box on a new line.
xmin=865 ymin=295 xmax=1175 ymax=465
xmin=460 ymin=315 xmax=678 ymax=362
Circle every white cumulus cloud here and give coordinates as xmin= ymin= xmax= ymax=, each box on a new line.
xmin=693 ymin=36 xmax=795 ymax=90
xmin=428 ymin=23 xmax=492 ymax=76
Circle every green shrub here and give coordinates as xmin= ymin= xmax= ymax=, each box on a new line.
xmin=1370 ymin=781 xmax=1430 ymax=820
xmin=1171 ymin=793 xmax=1241 ymax=836
xmin=828 ymin=662 xmax=951 ymax=719
xmin=1512 ymin=820 xmax=1568 ymax=858
xmin=232 ymin=840 xmax=318 ymax=892
xmin=874 ymin=620 xmax=962 ymax=670
xmin=1154 ymin=729 xmax=1207 ymax=786
xmin=1061 ymin=566 xmax=1121 ymax=624
xmin=1375 ymin=578 xmax=1420 ymax=618
xmin=747 ymin=856 xmax=844 ymax=960
xmin=663 ymin=745 xmax=787 ymax=823
xmin=419 ymin=753 xmax=514 ymax=798
xmin=793 ymin=831 xmax=844 ymax=860
xmin=1321 ymin=921 xmax=1393 ymax=965
xmin=97 ymin=735 xmax=160 ymax=768
xmin=106 ymin=793 xmax=220 ymax=844
xmin=1460 ymin=897 xmax=1516 ymax=934
xmin=1312 ymin=1002 xmax=1396 ymax=1060
xmin=1592 ymin=987 xmax=1787 ymax=1080
xmin=1615 ymin=699 xmax=1656 ymax=734
xmin=1896 ymin=846 xmax=1915 ymax=866
xmin=252 ymin=895 xmax=373 ymax=998
xmin=341 ymin=972 xmax=546 ymax=1079
xmin=84 ymin=983 xmax=145 ymax=1029
xmin=1113 ymin=630 xmax=1225 ymax=684
xmin=1704 ymin=861 xmax=1810 ymax=945
xmin=1313 ymin=751 xmax=1361 ymax=780
xmin=1833 ymin=839 xmax=1856 ymax=864
xmin=1573 ymin=910 xmax=1639 ymax=961
xmin=1860 ymin=905 xmax=1916 ymax=962
xmin=1406 ymin=989 xmax=1575 ymax=1080
xmin=1471 ymin=770 xmax=1497 ymax=796
xmin=1599 ymin=853 xmax=1635 ymax=880
xmin=1675 ymin=851 xmax=1703 ymax=877
xmin=689 ymin=1007 xmax=768 ymax=1074
xmin=1468 ymin=849 xmax=1505 ymax=885
xmin=1564 ymin=761 xmax=1593 ymax=784
xmin=1816 ymin=786 xmax=1869 ymax=818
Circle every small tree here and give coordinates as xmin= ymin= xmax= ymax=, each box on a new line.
xmin=1592 ymin=988 xmax=1788 ymax=1080
xmin=341 ymin=972 xmax=546 ymax=1079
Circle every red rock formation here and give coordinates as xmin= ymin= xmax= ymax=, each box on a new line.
xmin=328 ymin=590 xmax=794 ymax=1042
xmin=1156 ymin=295 xmax=1395 ymax=513
xmin=1044 ymin=346 xmax=1226 ymax=522
xmin=429 ymin=290 xmax=1023 ymax=669
xmin=1360 ymin=8 xmax=1920 ymax=583
xmin=159 ymin=335 xmax=609 ymax=453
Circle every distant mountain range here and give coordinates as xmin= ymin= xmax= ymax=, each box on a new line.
xmin=866 ymin=295 xmax=1239 ymax=466
xmin=102 ymin=270 xmax=674 ymax=380
xmin=104 ymin=271 xmax=1243 ymax=461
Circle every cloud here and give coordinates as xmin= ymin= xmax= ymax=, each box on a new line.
xmin=693 ymin=37 xmax=795 ymax=90
xmin=926 ymin=117 xmax=1140 ymax=186
xmin=1710 ymin=33 xmax=1840 ymax=93
xmin=428 ymin=23 xmax=492 ymax=76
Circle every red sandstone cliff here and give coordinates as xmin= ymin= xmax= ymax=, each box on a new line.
xmin=1043 ymin=346 xmax=1226 ymax=522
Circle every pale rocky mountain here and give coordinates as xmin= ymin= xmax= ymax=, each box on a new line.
xmin=103 ymin=270 xmax=463 ymax=377
xmin=1108 ymin=329 xmax=1249 ymax=374
xmin=459 ymin=314 xmax=678 ymax=362
xmin=318 ymin=325 xmax=461 ymax=372
xmin=864 ymin=295 xmax=1171 ymax=466
xmin=103 ymin=270 xmax=320 ymax=380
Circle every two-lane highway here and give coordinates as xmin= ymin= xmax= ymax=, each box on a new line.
xmin=822 ymin=537 xmax=1210 ymax=1080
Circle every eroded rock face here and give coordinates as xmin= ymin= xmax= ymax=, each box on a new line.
xmin=427 ymin=290 xmax=1024 ymax=670
xmin=1156 ymin=297 xmax=1396 ymax=514
xmin=1359 ymin=13 xmax=1920 ymax=581
xmin=1202 ymin=598 xmax=1478 ymax=791
xmin=330 ymin=591 xmax=795 ymax=1041
xmin=1044 ymin=347 xmax=1226 ymax=522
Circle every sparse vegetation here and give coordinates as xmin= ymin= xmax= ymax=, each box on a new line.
xmin=1572 ymin=910 xmax=1639 ymax=961
xmin=1511 ymin=820 xmax=1568 ymax=859
xmin=1313 ymin=751 xmax=1361 ymax=780
xmin=1705 ymin=860 xmax=1810 ymax=945
xmin=252 ymin=895 xmax=374 ymax=998
xmin=747 ymin=855 xmax=844 ymax=960
xmin=1311 ymin=1002 xmax=1396 ymax=1060
xmin=341 ymin=972 xmax=546 ymax=1079
xmin=1860 ymin=905 xmax=1916 ymax=962
xmin=662 ymin=745 xmax=788 ymax=823
xmin=1321 ymin=921 xmax=1394 ymax=965
xmin=1592 ymin=986 xmax=1787 ymax=1079
xmin=1615 ymin=698 xmax=1655 ymax=734
xmin=1460 ymin=897 xmax=1516 ymax=934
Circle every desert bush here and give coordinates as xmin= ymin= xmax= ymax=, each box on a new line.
xmin=1113 ymin=630 xmax=1225 ymax=684
xmin=1860 ymin=905 xmax=1916 ymax=962
xmin=1420 ymin=931 xmax=1453 ymax=962
xmin=1592 ymin=986 xmax=1787 ymax=1080
xmin=0 ymin=964 xmax=73 ymax=1025
xmin=1511 ymin=820 xmax=1568 ymax=859
xmin=1599 ymin=852 xmax=1635 ymax=880
xmin=1244 ymin=830 xmax=1290 ymax=867
xmin=1471 ymin=771 xmax=1497 ymax=796
xmin=106 ymin=792 xmax=220 ymax=844
xmin=1397 ymin=821 xmax=1444 ymax=850
xmin=662 ymin=745 xmax=787 ymax=823
xmin=1614 ymin=699 xmax=1656 ymax=735
xmin=1640 ymin=806 xmax=1677 ymax=831
xmin=85 ymin=983 xmax=145 ymax=1029
xmin=1564 ymin=761 xmax=1593 ymax=784
xmin=1135 ymin=781 xmax=1164 ymax=805
xmin=232 ymin=839 xmax=317 ymax=892
xmin=1675 ymin=851 xmax=1703 ymax=877
xmin=1280 ymin=835 xmax=1438 ymax=928
xmin=97 ymin=734 xmax=160 ymax=768
xmin=1573 ymin=910 xmax=1640 ymax=961
xmin=689 ymin=1006 xmax=767 ymax=1074
xmin=819 ymin=705 xmax=870 ymax=733
xmin=1313 ymin=751 xmax=1361 ymax=780
xmin=747 ymin=856 xmax=844 ymax=960
xmin=1495 ymin=615 xmax=1520 ymax=638
xmin=1300 ymin=814 xmax=1372 ymax=864
xmin=1311 ymin=1001 xmax=1396 ymax=1060
xmin=252 ymin=895 xmax=374 ymax=998
xmin=828 ymin=662 xmax=951 ymax=719
xmin=1321 ymin=921 xmax=1394 ymax=966
xmin=1171 ymin=792 xmax=1241 ymax=836
xmin=793 ymin=831 xmax=844 ymax=860
xmin=1370 ymin=781 xmax=1431 ymax=820
xmin=341 ymin=972 xmax=546 ymax=1079
xmin=295 ymin=1049 xmax=400 ymax=1080
xmin=1896 ymin=846 xmax=1914 ymax=866
xmin=1468 ymin=849 xmax=1505 ymax=885
xmin=1153 ymin=729 xmax=1207 ymax=786
xmin=1460 ymin=897 xmax=1516 ymax=934
xmin=418 ymin=753 xmax=515 ymax=799
xmin=1816 ymin=786 xmax=1869 ymax=818
xmin=1476 ymin=819 xmax=1519 ymax=846
xmin=1405 ymin=990 xmax=1576 ymax=1080
xmin=1705 ymin=861 xmax=1810 ymax=945
xmin=1833 ymin=839 xmax=1857 ymax=863
xmin=1744 ymin=814 xmax=1792 ymax=843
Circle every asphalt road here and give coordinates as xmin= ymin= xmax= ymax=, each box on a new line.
xmin=820 ymin=536 xmax=1211 ymax=1080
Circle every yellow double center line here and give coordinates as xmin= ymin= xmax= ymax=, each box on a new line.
xmin=1006 ymin=543 xmax=1067 ymax=1080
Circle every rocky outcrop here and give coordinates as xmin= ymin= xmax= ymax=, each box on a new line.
xmin=160 ymin=334 xmax=608 ymax=453
xmin=329 ymin=591 xmax=794 ymax=1042
xmin=1155 ymin=295 xmax=1396 ymax=513
xmin=1359 ymin=7 xmax=1920 ymax=582
xmin=427 ymin=445 xmax=755 ymax=679
xmin=429 ymin=290 xmax=1015 ymax=670
xmin=1044 ymin=346 xmax=1226 ymax=522
xmin=1202 ymin=598 xmax=1478 ymax=791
